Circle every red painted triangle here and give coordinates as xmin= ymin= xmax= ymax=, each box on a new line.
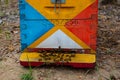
xmin=65 ymin=1 xmax=98 ymax=50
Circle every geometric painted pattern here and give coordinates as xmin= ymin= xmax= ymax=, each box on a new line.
xmin=20 ymin=0 xmax=98 ymax=54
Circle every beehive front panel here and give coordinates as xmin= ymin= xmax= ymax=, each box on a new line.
xmin=19 ymin=0 xmax=98 ymax=68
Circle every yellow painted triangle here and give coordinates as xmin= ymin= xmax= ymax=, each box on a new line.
xmin=26 ymin=0 xmax=96 ymax=20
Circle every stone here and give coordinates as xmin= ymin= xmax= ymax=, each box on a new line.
xmin=117 ymin=0 xmax=120 ymax=5
xmin=0 ymin=19 xmax=2 ymax=24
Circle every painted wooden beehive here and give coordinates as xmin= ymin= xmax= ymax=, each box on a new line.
xmin=19 ymin=0 xmax=98 ymax=68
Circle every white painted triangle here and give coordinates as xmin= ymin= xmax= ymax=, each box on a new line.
xmin=36 ymin=30 xmax=83 ymax=49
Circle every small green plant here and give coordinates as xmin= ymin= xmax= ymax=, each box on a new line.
xmin=0 ymin=11 xmax=5 ymax=17
xmin=5 ymin=0 xmax=9 ymax=4
xmin=0 ymin=28 xmax=2 ymax=33
xmin=95 ymin=63 xmax=99 ymax=71
xmin=5 ymin=31 xmax=11 ymax=40
xmin=106 ymin=48 xmax=113 ymax=54
xmin=21 ymin=73 xmax=33 ymax=80
xmin=21 ymin=54 xmax=33 ymax=80
xmin=109 ymin=74 xmax=116 ymax=80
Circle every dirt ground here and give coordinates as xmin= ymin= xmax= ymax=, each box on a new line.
xmin=0 ymin=0 xmax=120 ymax=80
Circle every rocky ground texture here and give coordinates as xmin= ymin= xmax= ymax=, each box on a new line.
xmin=0 ymin=0 xmax=120 ymax=80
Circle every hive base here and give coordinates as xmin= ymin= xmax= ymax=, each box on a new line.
xmin=20 ymin=52 xmax=96 ymax=68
